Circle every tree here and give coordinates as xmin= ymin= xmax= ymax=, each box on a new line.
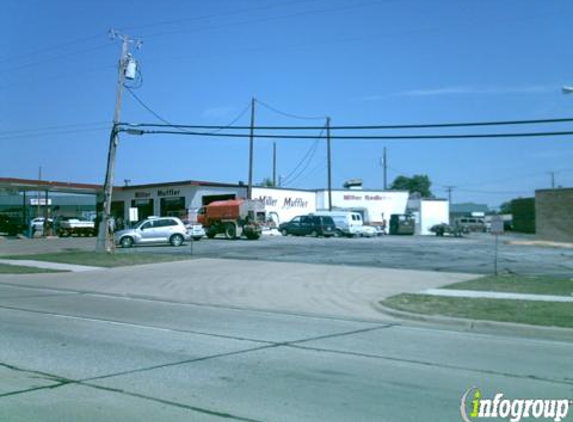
xmin=499 ymin=201 xmax=512 ymax=214
xmin=390 ymin=174 xmax=433 ymax=197
xmin=258 ymin=177 xmax=275 ymax=187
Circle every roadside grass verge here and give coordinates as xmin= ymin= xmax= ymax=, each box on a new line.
xmin=0 ymin=263 xmax=66 ymax=274
xmin=1 ymin=251 xmax=193 ymax=268
xmin=382 ymin=294 xmax=573 ymax=328
xmin=443 ymin=275 xmax=573 ymax=296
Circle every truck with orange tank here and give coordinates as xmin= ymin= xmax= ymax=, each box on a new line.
xmin=197 ymin=199 xmax=263 ymax=240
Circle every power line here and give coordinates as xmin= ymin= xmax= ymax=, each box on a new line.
xmin=121 ymin=0 xmax=315 ymax=32
xmin=0 ymin=32 xmax=105 ymax=65
xmin=120 ymin=127 xmax=573 ymax=140
xmin=0 ymin=126 xmax=109 ymax=141
xmin=122 ymin=116 xmax=573 ymax=131
xmin=0 ymin=43 xmax=113 ymax=75
xmin=125 ymin=87 xmax=252 ymax=134
xmin=0 ymin=121 xmax=108 ymax=136
xmin=256 ymin=99 xmax=326 ymax=121
xmin=282 ymin=126 xmax=326 ymax=185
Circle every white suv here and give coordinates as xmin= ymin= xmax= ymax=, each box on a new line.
xmin=115 ymin=217 xmax=189 ymax=248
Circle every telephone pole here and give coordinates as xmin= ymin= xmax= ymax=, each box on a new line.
xmin=96 ymin=30 xmax=141 ymax=252
xmin=445 ymin=186 xmax=455 ymax=204
xmin=247 ymin=97 xmax=256 ymax=199
xmin=382 ymin=147 xmax=388 ymax=190
xmin=548 ymin=171 xmax=555 ymax=189
xmin=272 ymin=142 xmax=277 ymax=186
xmin=326 ymin=117 xmax=332 ymax=211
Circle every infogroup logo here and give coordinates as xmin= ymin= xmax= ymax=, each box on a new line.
xmin=460 ymin=387 xmax=571 ymax=422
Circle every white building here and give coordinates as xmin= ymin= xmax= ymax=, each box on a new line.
xmin=407 ymin=198 xmax=450 ymax=235
xmin=315 ymin=189 xmax=409 ymax=225
xmin=251 ymin=187 xmax=316 ymax=225
xmin=111 ymin=180 xmax=248 ymax=223
xmin=109 ymin=180 xmax=415 ymax=229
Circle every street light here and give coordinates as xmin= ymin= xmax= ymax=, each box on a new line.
xmin=562 ymin=85 xmax=573 ymax=94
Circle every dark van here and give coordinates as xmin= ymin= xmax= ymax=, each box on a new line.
xmin=279 ymin=215 xmax=337 ymax=237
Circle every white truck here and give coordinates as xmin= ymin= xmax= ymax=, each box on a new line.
xmin=314 ymin=211 xmax=364 ymax=237
xmin=57 ymin=218 xmax=96 ymax=237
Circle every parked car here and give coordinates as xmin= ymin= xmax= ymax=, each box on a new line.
xmin=455 ymin=217 xmax=487 ymax=233
xmin=0 ymin=214 xmax=25 ymax=236
xmin=183 ymin=222 xmax=206 ymax=241
xmin=430 ymin=223 xmax=468 ymax=237
xmin=389 ymin=214 xmax=415 ymax=235
xmin=114 ymin=216 xmax=190 ymax=248
xmin=358 ymin=225 xmax=378 ymax=237
xmin=279 ymin=215 xmax=337 ymax=237
xmin=30 ymin=217 xmax=53 ymax=234
xmin=314 ymin=211 xmax=363 ymax=237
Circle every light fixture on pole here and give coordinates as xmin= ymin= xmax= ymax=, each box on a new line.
xmin=562 ymin=85 xmax=573 ymax=94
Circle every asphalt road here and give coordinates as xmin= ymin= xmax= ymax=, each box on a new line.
xmin=2 ymin=232 xmax=572 ymax=277
xmin=139 ymin=233 xmax=573 ymax=278
xmin=0 ymin=281 xmax=571 ymax=422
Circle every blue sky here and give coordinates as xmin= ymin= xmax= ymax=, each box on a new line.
xmin=1 ymin=0 xmax=573 ymax=207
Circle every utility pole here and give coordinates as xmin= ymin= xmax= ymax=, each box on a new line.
xmin=247 ymin=97 xmax=256 ymax=199
xmin=445 ymin=186 xmax=455 ymax=204
xmin=548 ymin=171 xmax=555 ymax=189
xmin=382 ymin=147 xmax=388 ymax=190
xmin=37 ymin=166 xmax=42 ymax=218
xmin=272 ymin=142 xmax=277 ymax=187
xmin=96 ymin=30 xmax=140 ymax=252
xmin=326 ymin=117 xmax=332 ymax=211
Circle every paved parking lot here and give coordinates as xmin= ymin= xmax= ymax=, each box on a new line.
xmin=1 ymin=232 xmax=572 ymax=277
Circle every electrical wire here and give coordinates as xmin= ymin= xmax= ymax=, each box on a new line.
xmin=122 ymin=116 xmax=573 ymax=131
xmin=125 ymin=87 xmax=251 ymax=135
xmin=120 ymin=128 xmax=573 ymax=140
xmin=256 ymin=99 xmax=326 ymax=121
xmin=282 ymin=127 xmax=325 ymax=185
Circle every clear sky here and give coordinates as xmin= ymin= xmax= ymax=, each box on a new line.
xmin=2 ymin=0 xmax=573 ymax=207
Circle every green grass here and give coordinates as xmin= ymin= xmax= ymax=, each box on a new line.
xmin=0 ymin=263 xmax=66 ymax=274
xmin=443 ymin=275 xmax=573 ymax=296
xmin=382 ymin=294 xmax=573 ymax=328
xmin=2 ymin=251 xmax=193 ymax=268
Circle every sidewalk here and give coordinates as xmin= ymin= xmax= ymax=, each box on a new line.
xmin=0 ymin=259 xmax=101 ymax=273
xmin=422 ymin=288 xmax=573 ymax=303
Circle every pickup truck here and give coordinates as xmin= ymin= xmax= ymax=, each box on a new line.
xmin=57 ymin=218 xmax=96 ymax=237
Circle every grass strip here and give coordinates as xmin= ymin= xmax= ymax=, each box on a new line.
xmin=382 ymin=293 xmax=573 ymax=328
xmin=1 ymin=251 xmax=193 ymax=268
xmin=443 ymin=275 xmax=573 ymax=296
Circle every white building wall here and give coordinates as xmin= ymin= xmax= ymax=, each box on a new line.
xmin=408 ymin=199 xmax=450 ymax=235
xmin=252 ymin=187 xmax=316 ymax=224
xmin=316 ymin=190 xmax=409 ymax=224
xmin=419 ymin=200 xmax=449 ymax=235
xmin=112 ymin=184 xmax=247 ymax=221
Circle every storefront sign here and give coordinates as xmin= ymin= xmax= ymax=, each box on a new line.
xmin=157 ymin=188 xmax=180 ymax=197
xmin=134 ymin=191 xmax=151 ymax=198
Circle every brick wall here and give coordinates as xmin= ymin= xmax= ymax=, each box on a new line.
xmin=511 ymin=198 xmax=535 ymax=233
xmin=535 ymin=188 xmax=573 ymax=243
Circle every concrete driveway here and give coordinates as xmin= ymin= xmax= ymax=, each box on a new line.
xmin=0 ymin=258 xmax=478 ymax=320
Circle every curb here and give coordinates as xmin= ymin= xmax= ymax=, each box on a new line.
xmin=373 ymin=301 xmax=573 ymax=342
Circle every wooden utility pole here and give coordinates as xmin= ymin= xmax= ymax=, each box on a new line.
xmin=549 ymin=171 xmax=556 ymax=189
xmin=272 ymin=142 xmax=277 ymax=187
xmin=247 ymin=97 xmax=256 ymax=199
xmin=383 ymin=147 xmax=388 ymax=190
xmin=96 ymin=32 xmax=131 ymax=252
xmin=326 ymin=117 xmax=332 ymax=211
xmin=445 ymin=186 xmax=455 ymax=204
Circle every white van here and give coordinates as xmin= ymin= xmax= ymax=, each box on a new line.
xmin=314 ymin=211 xmax=363 ymax=237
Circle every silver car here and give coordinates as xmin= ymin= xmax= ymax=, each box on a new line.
xmin=115 ymin=217 xmax=190 ymax=248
